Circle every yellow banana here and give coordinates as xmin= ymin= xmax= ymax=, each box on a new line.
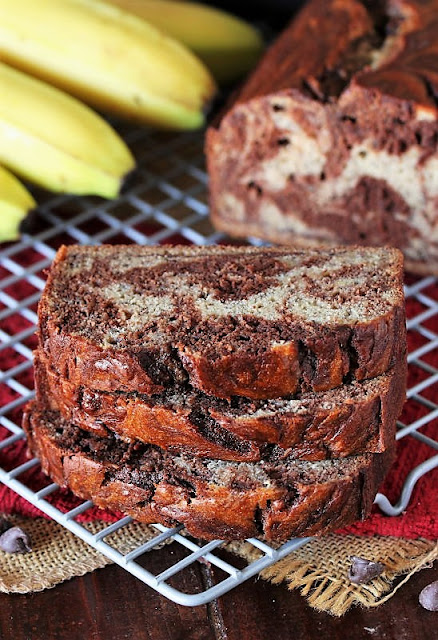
xmin=0 ymin=0 xmax=216 ymax=129
xmin=0 ymin=62 xmax=135 ymax=199
xmin=0 ymin=165 xmax=36 ymax=242
xmin=101 ymin=0 xmax=264 ymax=85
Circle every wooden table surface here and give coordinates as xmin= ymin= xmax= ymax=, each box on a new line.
xmin=0 ymin=542 xmax=436 ymax=640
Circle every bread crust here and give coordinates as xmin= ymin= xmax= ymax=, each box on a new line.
xmin=35 ymin=351 xmax=405 ymax=462
xmin=23 ymin=404 xmax=395 ymax=542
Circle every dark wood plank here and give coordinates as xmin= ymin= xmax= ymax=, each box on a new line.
xmin=212 ymin=554 xmax=438 ymax=640
xmin=0 ymin=545 xmax=216 ymax=640
xmin=0 ymin=544 xmax=436 ymax=640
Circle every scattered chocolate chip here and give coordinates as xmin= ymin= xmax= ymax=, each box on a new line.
xmin=419 ymin=580 xmax=438 ymax=611
xmin=0 ymin=516 xmax=12 ymax=535
xmin=0 ymin=526 xmax=32 ymax=554
xmin=348 ymin=556 xmax=385 ymax=584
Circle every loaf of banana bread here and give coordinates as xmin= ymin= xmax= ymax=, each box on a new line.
xmin=35 ymin=351 xmax=405 ymax=462
xmin=206 ymin=0 xmax=438 ymax=275
xmin=23 ymin=403 xmax=395 ymax=542
xmin=39 ymin=244 xmax=405 ymax=400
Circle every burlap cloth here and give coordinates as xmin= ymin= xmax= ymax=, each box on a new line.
xmin=1 ymin=514 xmax=436 ymax=616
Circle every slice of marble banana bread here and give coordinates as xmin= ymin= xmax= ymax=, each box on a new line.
xmin=38 ymin=244 xmax=405 ymax=400
xmin=23 ymin=403 xmax=395 ymax=542
xmin=35 ymin=350 xmax=405 ymax=462
xmin=206 ymin=0 xmax=438 ymax=275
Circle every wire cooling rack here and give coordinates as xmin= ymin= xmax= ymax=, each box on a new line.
xmin=0 ymin=123 xmax=437 ymax=606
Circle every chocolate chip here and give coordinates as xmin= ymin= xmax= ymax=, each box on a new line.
xmin=419 ymin=580 xmax=438 ymax=611
xmin=0 ymin=516 xmax=12 ymax=535
xmin=348 ymin=556 xmax=385 ymax=584
xmin=0 ymin=526 xmax=32 ymax=554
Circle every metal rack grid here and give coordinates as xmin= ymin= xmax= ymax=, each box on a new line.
xmin=0 ymin=123 xmax=437 ymax=607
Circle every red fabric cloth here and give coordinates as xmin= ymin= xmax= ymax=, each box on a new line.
xmin=0 ymin=269 xmax=437 ymax=538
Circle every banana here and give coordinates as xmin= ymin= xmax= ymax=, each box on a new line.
xmin=0 ymin=0 xmax=216 ymax=129
xmin=0 ymin=165 xmax=36 ymax=242
xmin=0 ymin=62 xmax=135 ymax=198
xmin=101 ymin=0 xmax=264 ymax=85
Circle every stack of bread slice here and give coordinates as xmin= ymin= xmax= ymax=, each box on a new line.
xmin=24 ymin=244 xmax=407 ymax=541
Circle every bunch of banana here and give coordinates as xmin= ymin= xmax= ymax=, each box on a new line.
xmin=0 ymin=0 xmax=263 ymax=242
xmin=0 ymin=62 xmax=135 ymax=199
xmin=0 ymin=165 xmax=36 ymax=243
xmin=100 ymin=0 xmax=264 ymax=85
xmin=0 ymin=0 xmax=217 ymax=130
